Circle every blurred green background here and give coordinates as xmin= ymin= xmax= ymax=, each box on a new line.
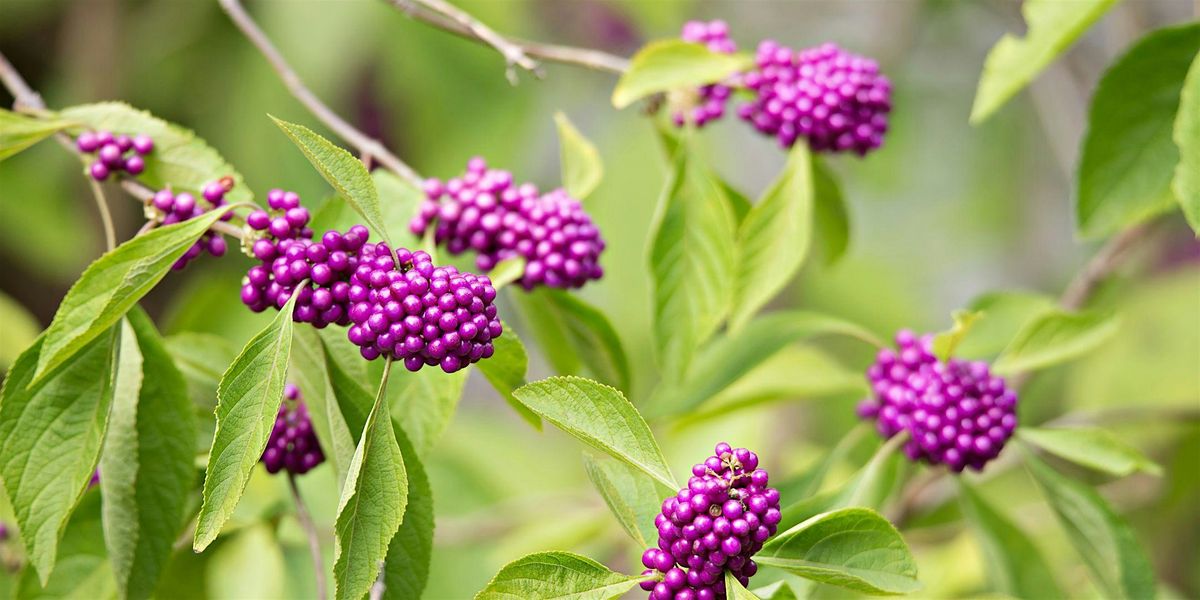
xmin=1 ymin=1 xmax=1198 ymax=598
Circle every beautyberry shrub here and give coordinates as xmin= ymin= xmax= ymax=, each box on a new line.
xmin=640 ymin=443 xmax=781 ymax=600
xmin=856 ymin=330 xmax=1017 ymax=472
xmin=261 ymin=384 xmax=324 ymax=475
xmin=674 ymin=20 xmax=737 ymax=128
xmin=76 ymin=130 xmax=153 ymax=180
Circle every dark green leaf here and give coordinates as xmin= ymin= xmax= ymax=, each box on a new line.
xmin=612 ymin=40 xmax=753 ymax=109
xmin=193 ymin=292 xmax=298 ymax=551
xmin=0 ymin=108 xmax=71 ymax=161
xmin=475 ymin=323 xmax=541 ymax=429
xmin=271 ymin=116 xmax=390 ymax=245
xmin=1019 ymin=427 xmax=1161 ymax=476
xmin=15 ymin=493 xmax=113 ymax=599
xmin=34 ymin=208 xmax=231 ymax=381
xmin=811 ymin=156 xmax=850 ymax=265
xmin=289 ymin=328 xmax=357 ymax=485
xmin=382 ymin=421 xmax=433 ymax=600
xmin=730 ymin=143 xmax=813 ymax=332
xmin=165 ymin=332 xmax=238 ymax=413
xmin=476 ymin=551 xmax=645 ymax=600
xmin=958 ymin=479 xmax=1063 ymax=598
xmin=388 ymin=364 xmax=469 ymax=457
xmin=513 ymin=376 xmax=677 ymax=489
xmin=514 ymin=289 xmax=632 ymax=391
xmin=0 ymin=329 xmax=118 ymax=583
xmin=1173 ymin=52 xmax=1200 ymax=232
xmin=555 ymin=112 xmax=603 ymax=200
xmin=1076 ymin=23 xmax=1200 ymax=238
xmin=582 ymin=452 xmax=670 ymax=547
xmin=992 ymin=309 xmax=1120 ymax=375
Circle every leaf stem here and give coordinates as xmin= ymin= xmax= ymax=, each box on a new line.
xmin=218 ymin=0 xmax=424 ymax=189
xmin=88 ymin=177 xmax=117 ymax=251
xmin=288 ymin=472 xmax=327 ymax=600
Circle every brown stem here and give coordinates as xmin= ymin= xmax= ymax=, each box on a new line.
xmin=288 ymin=473 xmax=327 ymax=600
xmin=408 ymin=0 xmax=541 ymax=83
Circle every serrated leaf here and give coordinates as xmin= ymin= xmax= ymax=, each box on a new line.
xmin=0 ymin=108 xmax=71 ymax=161
xmin=382 ymin=422 xmax=433 ymax=600
xmin=165 ymin=332 xmax=238 ymax=414
xmin=957 ymin=479 xmax=1063 ymax=598
xmin=476 ymin=323 xmax=540 ymax=429
xmin=0 ymin=329 xmax=118 ymax=584
xmin=59 ymin=102 xmax=250 ymax=204
xmin=992 ymin=309 xmax=1120 ymax=375
xmin=388 ymin=364 xmax=468 ymax=457
xmin=582 ymin=452 xmax=669 ymax=547
xmin=931 ymin=309 xmax=983 ymax=362
xmin=649 ymin=151 xmax=737 ymax=382
xmin=489 ymin=256 xmax=527 ymax=290
xmin=970 ymin=0 xmax=1121 ymax=123
xmin=957 ymin=290 xmax=1056 ymax=359
xmin=757 ymin=508 xmax=920 ymax=595
xmin=730 ymin=143 xmax=814 ymax=332
xmin=271 ymin=116 xmax=390 ymax=245
xmin=34 ymin=208 xmax=232 ymax=381
xmin=300 ymin=327 xmax=371 ymax=485
xmin=1172 ymin=52 xmax=1200 ymax=233
xmin=1025 ymin=451 xmax=1156 ymax=599
xmin=555 ymin=112 xmax=603 ymax=201
xmin=1018 ymin=427 xmax=1161 ymax=477
xmin=476 ymin=551 xmax=645 ymax=600
xmin=1076 ymin=23 xmax=1200 ymax=238
xmin=332 ymin=366 xmax=408 ymax=600
xmin=811 ymin=156 xmax=849 ymax=265
xmin=101 ymin=309 xmax=196 ymax=600
xmin=0 ymin=290 xmax=40 ymax=371
xmin=653 ymin=310 xmax=881 ymax=418
xmin=193 ymin=292 xmax=298 ymax=551
xmin=613 ymin=40 xmax=753 ymax=109
xmin=726 ymin=571 xmax=762 ymax=600
xmin=514 ymin=289 xmax=632 ymax=391
xmin=512 ymin=376 xmax=677 ymax=489
xmin=15 ymin=493 xmax=114 ymax=600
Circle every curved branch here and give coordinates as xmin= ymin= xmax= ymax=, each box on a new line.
xmin=288 ymin=473 xmax=327 ymax=600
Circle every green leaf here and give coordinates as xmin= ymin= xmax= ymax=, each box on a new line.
xmin=0 ymin=109 xmax=71 ymax=161
xmin=101 ymin=310 xmax=196 ymax=600
xmin=165 ymin=332 xmax=238 ymax=413
xmin=958 ymin=479 xmax=1062 ymax=598
xmin=332 ymin=365 xmax=409 ymax=600
xmin=653 ymin=310 xmax=881 ymax=418
xmin=555 ymin=112 xmax=603 ymax=200
xmin=931 ymin=309 xmax=983 ymax=362
xmin=1018 ymin=427 xmax=1161 ymax=477
xmin=512 ymin=376 xmax=677 ymax=489
xmin=612 ymin=40 xmax=753 ymax=109
xmin=0 ymin=329 xmax=118 ymax=584
xmin=729 ymin=143 xmax=814 ymax=332
xmin=649 ymin=151 xmax=737 ymax=382
xmin=1025 ymin=451 xmax=1156 ymax=600
xmin=382 ymin=422 xmax=433 ymax=600
xmin=970 ymin=0 xmax=1121 ymax=123
xmin=992 ymin=309 xmax=1120 ymax=375
xmin=757 ymin=508 xmax=921 ymax=595
xmin=271 ymin=116 xmax=391 ymax=245
xmin=582 ymin=452 xmax=670 ymax=547
xmin=489 ymin=256 xmax=527 ymax=291
xmin=59 ymin=102 xmax=251 ymax=204
xmin=388 ymin=364 xmax=468 ymax=457
xmin=0 ymin=290 xmax=40 ymax=371
xmin=193 ymin=291 xmax=298 ymax=551
xmin=34 ymin=208 xmax=232 ymax=381
xmin=726 ymin=571 xmax=762 ymax=600
xmin=957 ymin=291 xmax=1056 ymax=359
xmin=514 ymin=289 xmax=632 ymax=391
xmin=1076 ymin=23 xmax=1200 ymax=238
xmin=475 ymin=323 xmax=541 ymax=429
xmin=811 ymin=156 xmax=850 ymax=265
xmin=289 ymin=328 xmax=353 ymax=485
xmin=1172 ymin=52 xmax=1200 ymax=232
xmin=476 ymin=551 xmax=645 ymax=600
xmin=205 ymin=525 xmax=285 ymax=600
xmin=15 ymin=493 xmax=114 ymax=600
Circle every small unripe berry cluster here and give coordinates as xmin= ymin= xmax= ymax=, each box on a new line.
xmin=262 ymin=384 xmax=324 ymax=475
xmin=411 ymin=157 xmax=605 ymax=290
xmin=346 ymin=244 xmax=501 ymax=372
xmin=857 ymin=330 xmax=1018 ymax=472
xmin=149 ymin=178 xmax=234 ymax=270
xmin=76 ymin=130 xmax=154 ymax=180
xmin=639 ymin=443 xmax=781 ymax=600
xmin=738 ymin=41 xmax=891 ymax=154
xmin=673 ymin=20 xmax=737 ymax=128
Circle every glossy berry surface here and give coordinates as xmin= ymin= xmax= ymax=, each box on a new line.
xmin=674 ymin=20 xmax=737 ymax=128
xmin=147 ymin=179 xmax=232 ymax=270
xmin=738 ymin=41 xmax=891 ymax=155
xmin=857 ymin=330 xmax=1018 ymax=472
xmin=262 ymin=384 xmax=324 ymax=475
xmin=639 ymin=443 xmax=781 ymax=599
xmin=76 ymin=130 xmax=154 ymax=180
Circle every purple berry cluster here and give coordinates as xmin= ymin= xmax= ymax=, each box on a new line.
xmin=345 ymin=244 xmax=501 ymax=372
xmin=856 ymin=330 xmax=1018 ymax=472
xmin=673 ymin=20 xmax=737 ymax=128
xmin=76 ymin=130 xmax=154 ymax=180
xmin=411 ymin=157 xmax=605 ymax=290
xmin=737 ymin=41 xmax=891 ymax=154
xmin=149 ymin=178 xmax=234 ymax=270
xmin=639 ymin=443 xmax=781 ymax=600
xmin=262 ymin=384 xmax=324 ymax=475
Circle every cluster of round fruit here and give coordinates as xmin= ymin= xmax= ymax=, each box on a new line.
xmin=75 ymin=130 xmax=154 ymax=180
xmin=640 ymin=443 xmax=781 ymax=600
xmin=411 ymin=157 xmax=605 ymax=290
xmin=149 ymin=177 xmax=235 ymax=270
xmin=261 ymin=384 xmax=324 ymax=475
xmin=857 ymin=330 xmax=1018 ymax=472
xmin=674 ymin=20 xmax=737 ymax=128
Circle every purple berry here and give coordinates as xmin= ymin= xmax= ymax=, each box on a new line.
xmin=260 ymin=385 xmax=324 ymax=475
xmin=76 ymin=131 xmax=100 ymax=153
xmin=89 ymin=162 xmax=110 ymax=181
xmin=673 ymin=21 xmax=737 ymax=128
xmin=132 ymin=134 xmax=154 ymax=155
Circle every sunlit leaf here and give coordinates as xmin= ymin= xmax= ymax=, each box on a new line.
xmin=613 ymin=40 xmax=752 ymax=109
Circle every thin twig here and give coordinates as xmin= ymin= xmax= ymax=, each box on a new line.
xmin=409 ymin=0 xmax=541 ymax=83
xmin=288 ymin=473 xmax=327 ymax=600
xmin=386 ymin=0 xmax=630 ymax=74
xmin=0 ymin=52 xmax=44 ymax=110
xmin=218 ymin=0 xmax=423 ymax=188
xmin=88 ymin=178 xmax=117 ymax=251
